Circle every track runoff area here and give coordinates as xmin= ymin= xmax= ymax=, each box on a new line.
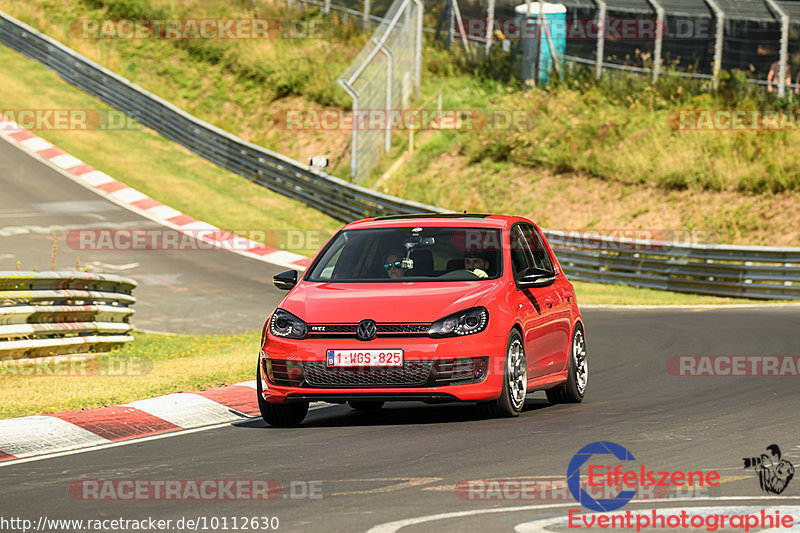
xmin=0 ymin=305 xmax=797 ymax=532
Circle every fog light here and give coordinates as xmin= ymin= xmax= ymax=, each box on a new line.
xmin=263 ymin=358 xmax=273 ymax=382
xmin=286 ymin=360 xmax=304 ymax=381
xmin=473 ymin=357 xmax=488 ymax=381
xmin=264 ymin=359 xmax=304 ymax=386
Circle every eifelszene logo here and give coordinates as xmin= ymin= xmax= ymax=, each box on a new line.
xmin=567 ymin=441 xmax=721 ymax=512
xmin=743 ymin=444 xmax=795 ymax=495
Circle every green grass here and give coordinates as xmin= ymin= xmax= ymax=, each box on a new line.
xmin=0 ymin=331 xmax=259 ymax=419
xmin=0 ymin=23 xmax=781 ymax=306
xmin=0 ymin=44 xmax=341 ymax=257
xmin=4 ymin=0 xmax=800 ymax=197
xmin=1 ymin=0 xmax=793 ymax=305
xmin=570 ymin=281 xmax=770 ymax=306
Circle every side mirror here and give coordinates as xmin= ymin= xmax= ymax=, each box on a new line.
xmin=273 ymin=270 xmax=298 ymax=290
xmin=518 ymin=267 xmax=556 ymax=288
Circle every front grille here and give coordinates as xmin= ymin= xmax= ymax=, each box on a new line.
xmin=308 ymin=323 xmax=430 ymax=338
xmin=377 ymin=324 xmax=429 ymax=333
xmin=302 ymin=361 xmax=434 ymax=387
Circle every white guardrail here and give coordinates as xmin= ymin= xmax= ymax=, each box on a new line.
xmin=0 ymin=272 xmax=135 ymax=358
xmin=1 ymin=11 xmax=799 ymax=300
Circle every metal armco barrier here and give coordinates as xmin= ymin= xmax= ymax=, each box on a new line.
xmin=0 ymin=272 xmax=135 ymax=358
xmin=545 ymin=231 xmax=800 ymax=301
xmin=1 ymin=11 xmax=799 ymax=300
xmin=0 ymin=12 xmax=442 ymax=224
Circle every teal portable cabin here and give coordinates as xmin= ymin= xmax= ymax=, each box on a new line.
xmin=515 ymin=2 xmax=566 ymax=85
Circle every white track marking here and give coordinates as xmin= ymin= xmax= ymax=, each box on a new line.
xmin=142 ymin=205 xmax=182 ymax=220
xmin=79 ymin=170 xmax=115 ymax=186
xmin=18 ymin=137 xmax=52 ymax=152
xmin=49 ymin=154 xmax=83 ymax=170
xmin=88 ymin=261 xmax=140 ymax=271
xmin=0 ymin=416 xmax=108 ymax=458
xmin=0 ymin=404 xmax=338 ymax=468
xmin=181 ymin=221 xmax=218 ymax=232
xmin=123 ymin=393 xmax=249 ymax=428
xmin=261 ymin=250 xmax=309 ymax=264
xmin=109 ymin=187 xmax=148 ymax=203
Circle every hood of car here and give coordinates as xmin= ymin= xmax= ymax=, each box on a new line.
xmin=279 ymin=280 xmax=502 ymax=324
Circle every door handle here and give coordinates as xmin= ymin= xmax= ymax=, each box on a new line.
xmin=544 ymin=297 xmax=554 ymax=309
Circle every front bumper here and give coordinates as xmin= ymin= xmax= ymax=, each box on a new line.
xmin=260 ymin=334 xmax=506 ymax=403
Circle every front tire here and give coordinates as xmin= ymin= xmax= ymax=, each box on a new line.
xmin=480 ymin=329 xmax=527 ymax=418
xmin=256 ymin=364 xmax=308 ymax=427
xmin=546 ymin=323 xmax=587 ymax=404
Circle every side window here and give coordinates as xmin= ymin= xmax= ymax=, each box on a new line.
xmin=510 ymin=226 xmax=532 ymax=281
xmin=317 ymin=246 xmax=342 ymax=280
xmin=521 ymin=224 xmax=554 ymax=273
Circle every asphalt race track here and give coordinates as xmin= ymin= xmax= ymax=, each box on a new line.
xmin=0 ymin=138 xmax=288 ymax=333
xmin=1 ymin=306 xmax=799 ymax=532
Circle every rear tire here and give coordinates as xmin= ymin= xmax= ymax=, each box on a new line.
xmin=348 ymin=401 xmax=384 ymax=411
xmin=480 ymin=329 xmax=526 ymax=418
xmin=546 ymin=323 xmax=587 ymax=404
xmin=256 ymin=364 xmax=308 ymax=427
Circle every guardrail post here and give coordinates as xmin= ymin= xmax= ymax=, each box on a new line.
xmin=646 ymin=0 xmax=664 ymax=82
xmin=594 ymin=0 xmax=606 ymax=79
xmin=446 ymin=0 xmax=454 ymax=49
xmin=413 ymin=0 xmax=423 ymax=97
xmin=371 ymin=38 xmax=393 ymax=152
xmin=703 ymin=0 xmax=724 ymax=90
xmin=337 ymin=79 xmax=359 ymax=178
xmin=485 ymin=0 xmax=495 ymax=55
xmin=363 ymin=0 xmax=371 ymax=28
xmin=766 ymin=0 xmax=789 ymax=97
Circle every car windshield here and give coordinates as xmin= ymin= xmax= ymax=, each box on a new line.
xmin=306 ymin=227 xmax=503 ymax=282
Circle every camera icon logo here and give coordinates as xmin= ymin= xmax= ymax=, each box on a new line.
xmin=743 ymin=444 xmax=795 ymax=495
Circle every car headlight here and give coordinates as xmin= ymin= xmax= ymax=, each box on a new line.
xmin=270 ymin=309 xmax=308 ymax=339
xmin=428 ymin=307 xmax=488 ymax=338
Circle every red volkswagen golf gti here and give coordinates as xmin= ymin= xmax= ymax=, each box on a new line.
xmin=257 ymin=214 xmax=587 ymax=426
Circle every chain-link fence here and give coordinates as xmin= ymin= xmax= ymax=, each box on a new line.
xmin=439 ymin=0 xmax=800 ymax=94
xmin=337 ymin=0 xmax=423 ymax=182
xmin=287 ymin=0 xmax=800 ymax=179
xmin=291 ymin=0 xmax=800 ymax=94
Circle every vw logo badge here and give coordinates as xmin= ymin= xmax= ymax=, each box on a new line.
xmin=356 ymin=319 xmax=377 ymax=341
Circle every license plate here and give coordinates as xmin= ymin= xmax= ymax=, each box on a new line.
xmin=326 ymin=349 xmax=404 ymax=367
